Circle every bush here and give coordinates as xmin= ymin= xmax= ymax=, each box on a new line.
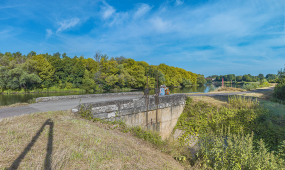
xmin=273 ymin=82 xmax=285 ymax=101
xmin=197 ymin=129 xmax=285 ymax=169
xmin=259 ymin=79 xmax=271 ymax=88
xmin=176 ymin=96 xmax=285 ymax=152
xmin=243 ymin=83 xmax=258 ymax=90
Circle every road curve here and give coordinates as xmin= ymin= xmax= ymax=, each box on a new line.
xmin=0 ymin=95 xmax=142 ymax=119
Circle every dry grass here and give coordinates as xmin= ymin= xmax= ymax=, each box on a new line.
xmin=237 ymin=90 xmax=273 ymax=101
xmin=213 ymin=87 xmax=246 ymax=92
xmin=0 ymin=111 xmax=184 ymax=170
xmin=0 ymin=103 xmax=29 ymax=109
xmin=191 ymin=90 xmax=274 ymax=108
xmin=191 ymin=96 xmax=228 ymax=107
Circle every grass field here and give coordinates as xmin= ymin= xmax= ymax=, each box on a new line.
xmin=0 ymin=111 xmax=184 ymax=170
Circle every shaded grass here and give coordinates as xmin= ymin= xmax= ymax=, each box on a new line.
xmin=0 ymin=111 xmax=184 ymax=170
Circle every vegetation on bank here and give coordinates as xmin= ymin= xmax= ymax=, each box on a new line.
xmin=208 ymin=73 xmax=278 ymax=83
xmin=0 ymin=51 xmax=204 ymax=94
xmin=174 ymin=95 xmax=285 ymax=169
xmin=271 ymin=66 xmax=285 ymax=104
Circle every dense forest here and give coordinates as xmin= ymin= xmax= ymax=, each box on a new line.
xmin=208 ymin=73 xmax=278 ymax=83
xmin=0 ymin=51 xmax=203 ymax=93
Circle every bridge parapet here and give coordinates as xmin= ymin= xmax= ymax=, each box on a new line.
xmin=35 ymin=92 xmax=143 ymax=102
xmin=74 ymin=94 xmax=186 ymax=139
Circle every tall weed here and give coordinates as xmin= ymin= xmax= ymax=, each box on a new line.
xmin=197 ymin=128 xmax=285 ymax=169
xmin=176 ymin=96 xmax=285 ymax=152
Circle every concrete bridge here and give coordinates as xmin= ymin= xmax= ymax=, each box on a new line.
xmin=0 ymin=92 xmax=187 ymax=140
xmin=73 ymin=94 xmax=187 ymax=140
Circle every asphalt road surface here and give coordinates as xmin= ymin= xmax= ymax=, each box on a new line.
xmin=0 ymin=95 xmax=142 ymax=119
xmin=0 ymin=87 xmax=274 ymax=119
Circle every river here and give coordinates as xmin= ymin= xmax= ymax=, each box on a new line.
xmin=0 ymin=83 xmax=242 ymax=106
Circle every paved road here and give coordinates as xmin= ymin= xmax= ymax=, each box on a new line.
xmin=0 ymin=95 xmax=142 ymax=119
xmin=0 ymin=87 xmax=274 ymax=119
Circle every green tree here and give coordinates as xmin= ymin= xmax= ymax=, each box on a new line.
xmin=31 ymin=54 xmax=55 ymax=87
xmin=197 ymin=74 xmax=206 ymax=85
xmin=236 ymin=75 xmax=242 ymax=82
xmin=82 ymin=70 xmax=96 ymax=92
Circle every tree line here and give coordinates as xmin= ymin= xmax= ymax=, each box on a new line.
xmin=208 ymin=73 xmax=278 ymax=83
xmin=0 ymin=51 xmax=202 ymax=92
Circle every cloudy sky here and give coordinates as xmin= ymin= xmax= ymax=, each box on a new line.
xmin=1 ymin=0 xmax=285 ymax=76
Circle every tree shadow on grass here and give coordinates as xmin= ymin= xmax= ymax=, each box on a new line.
xmin=8 ymin=119 xmax=54 ymax=170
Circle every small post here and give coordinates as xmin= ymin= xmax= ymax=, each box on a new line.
xmin=146 ymin=74 xmax=149 ymax=127
xmin=156 ymin=74 xmax=159 ymax=123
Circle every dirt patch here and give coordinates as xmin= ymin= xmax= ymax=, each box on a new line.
xmin=0 ymin=111 xmax=184 ymax=170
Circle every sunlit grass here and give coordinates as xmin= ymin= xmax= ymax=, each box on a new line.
xmin=0 ymin=111 xmax=184 ymax=170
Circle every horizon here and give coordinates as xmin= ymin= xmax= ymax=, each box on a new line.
xmin=1 ymin=0 xmax=285 ymax=77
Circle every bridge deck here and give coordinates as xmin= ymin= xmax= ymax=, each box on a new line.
xmin=0 ymin=95 xmax=142 ymax=119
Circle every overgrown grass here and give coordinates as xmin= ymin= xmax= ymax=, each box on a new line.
xmin=0 ymin=110 xmax=184 ymax=169
xmin=198 ymin=129 xmax=285 ymax=169
xmin=175 ymin=96 xmax=285 ymax=169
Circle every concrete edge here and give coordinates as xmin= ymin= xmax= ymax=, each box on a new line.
xmin=35 ymin=92 xmax=144 ymax=103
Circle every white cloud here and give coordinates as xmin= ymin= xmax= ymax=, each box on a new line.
xmin=149 ymin=17 xmax=171 ymax=32
xmin=46 ymin=29 xmax=52 ymax=37
xmin=56 ymin=18 xmax=80 ymax=33
xmin=102 ymin=3 xmax=115 ymax=19
xmin=134 ymin=4 xmax=151 ymax=19
xmin=175 ymin=0 xmax=184 ymax=6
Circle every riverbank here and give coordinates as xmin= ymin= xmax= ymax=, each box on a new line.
xmin=0 ymin=88 xmax=86 ymax=94
xmin=0 ymin=87 xmax=137 ymax=95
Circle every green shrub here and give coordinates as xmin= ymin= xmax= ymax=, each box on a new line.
xmin=176 ymin=96 xmax=285 ymax=152
xmin=259 ymin=79 xmax=271 ymax=88
xmin=273 ymin=82 xmax=285 ymax=101
xmin=197 ymin=129 xmax=285 ymax=169
xmin=243 ymin=83 xmax=259 ymax=90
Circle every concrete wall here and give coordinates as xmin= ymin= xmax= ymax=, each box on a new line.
xmin=74 ymin=94 xmax=186 ymax=140
xmin=35 ymin=92 xmax=143 ymax=102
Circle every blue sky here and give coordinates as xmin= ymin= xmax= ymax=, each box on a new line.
xmin=1 ymin=0 xmax=285 ymax=77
